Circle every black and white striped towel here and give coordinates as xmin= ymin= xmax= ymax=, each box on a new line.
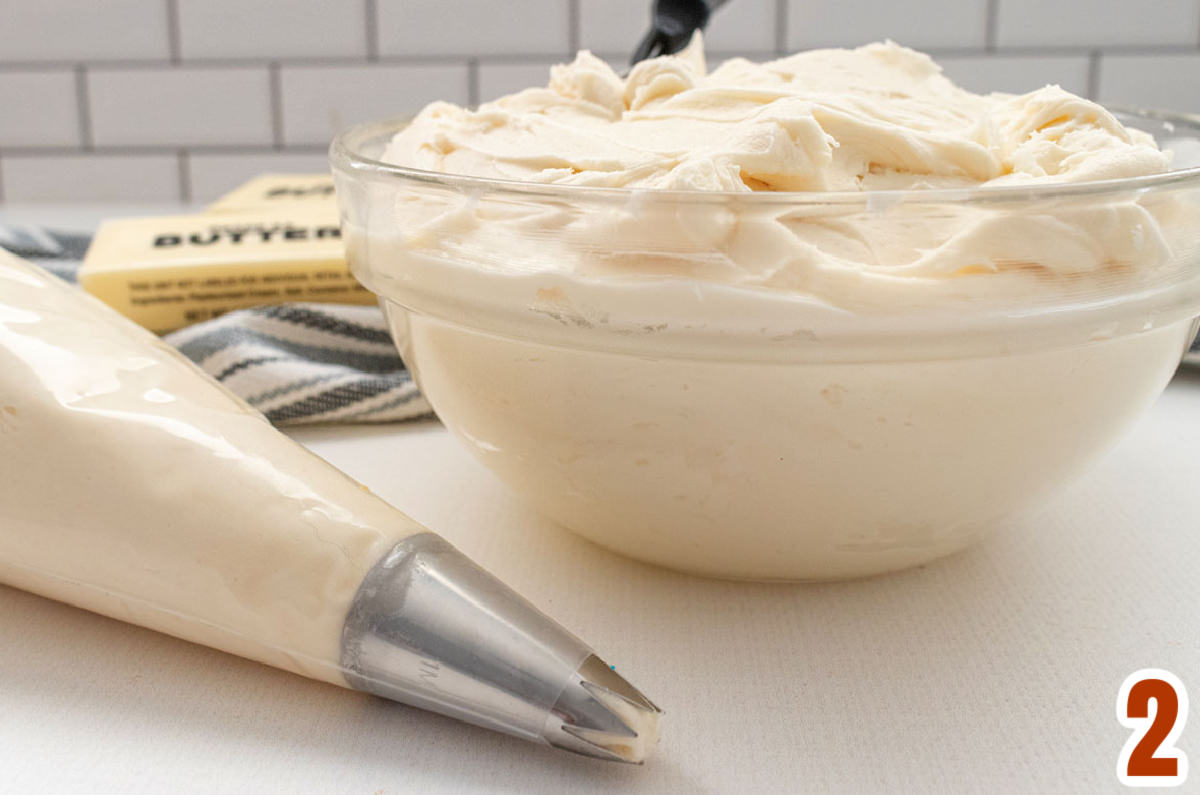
xmin=165 ymin=304 xmax=430 ymax=425
xmin=2 ymin=225 xmax=431 ymax=427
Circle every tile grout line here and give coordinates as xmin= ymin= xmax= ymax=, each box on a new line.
xmin=568 ymin=0 xmax=580 ymax=54
xmin=0 ymin=52 xmax=585 ymax=71
xmin=775 ymin=0 xmax=787 ymax=55
xmin=467 ymin=58 xmax=480 ymax=107
xmin=166 ymin=0 xmax=182 ymax=64
xmin=2 ymin=43 xmax=1191 ymax=70
xmin=0 ymin=144 xmax=331 ymax=157
xmin=74 ymin=64 xmax=93 ymax=151
xmin=269 ymin=62 xmax=285 ymax=150
xmin=1086 ymin=50 xmax=1102 ymax=101
xmin=177 ymin=148 xmax=191 ymax=202
xmin=365 ymin=0 xmax=379 ymax=61
xmin=985 ymin=0 xmax=999 ymax=51
xmin=6 ymin=45 xmax=1192 ymax=76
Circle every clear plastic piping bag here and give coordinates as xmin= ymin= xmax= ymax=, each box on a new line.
xmin=0 ymin=251 xmax=660 ymax=764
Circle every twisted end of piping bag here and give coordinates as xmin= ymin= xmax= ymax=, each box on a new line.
xmin=341 ymin=533 xmax=661 ymax=763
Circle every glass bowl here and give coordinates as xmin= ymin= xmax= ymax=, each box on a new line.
xmin=330 ymin=110 xmax=1200 ymax=580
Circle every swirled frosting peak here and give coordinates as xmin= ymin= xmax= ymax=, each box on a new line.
xmin=383 ymin=35 xmax=1169 ymax=193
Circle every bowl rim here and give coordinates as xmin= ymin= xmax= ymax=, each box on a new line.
xmin=330 ymin=106 xmax=1200 ymax=206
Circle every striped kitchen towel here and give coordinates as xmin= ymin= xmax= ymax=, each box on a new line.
xmin=2 ymin=224 xmax=431 ymax=426
xmin=165 ymin=304 xmax=431 ymax=425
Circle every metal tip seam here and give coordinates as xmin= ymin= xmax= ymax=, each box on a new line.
xmin=580 ymin=679 xmax=663 ymax=719
xmin=559 ymin=723 xmax=646 ymax=765
xmin=575 ymin=655 xmax=662 ymax=714
xmin=544 ymin=655 xmax=662 ymax=763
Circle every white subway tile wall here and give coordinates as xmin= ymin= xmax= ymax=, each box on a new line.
xmin=88 ymin=67 xmax=274 ymax=147
xmin=279 ymin=63 xmax=469 ymax=145
xmin=579 ymin=0 xmax=777 ymax=56
xmin=995 ymin=0 xmax=1200 ymax=48
xmin=0 ymin=71 xmax=81 ymax=148
xmin=1098 ymin=53 xmax=1200 ymax=110
xmin=0 ymin=0 xmax=1197 ymax=202
xmin=0 ymin=0 xmax=171 ymax=63
xmin=377 ymin=0 xmax=572 ymax=56
xmin=177 ymin=0 xmax=369 ymax=60
xmin=787 ymin=0 xmax=990 ymax=49
xmin=476 ymin=61 xmax=559 ymax=103
xmin=936 ymin=55 xmax=1092 ymax=97
xmin=187 ymin=152 xmax=334 ymax=201
xmin=2 ymin=154 xmax=180 ymax=203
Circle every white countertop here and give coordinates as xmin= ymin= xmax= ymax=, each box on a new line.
xmin=1 ymin=205 xmax=1198 ymax=793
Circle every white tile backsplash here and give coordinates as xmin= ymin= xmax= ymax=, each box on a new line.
xmin=996 ymin=0 xmax=1200 ymax=48
xmin=576 ymin=0 xmax=649 ymax=56
xmin=786 ymin=0 xmax=989 ymax=49
xmin=937 ymin=54 xmax=1092 ymax=97
xmin=476 ymin=61 xmax=558 ymax=102
xmin=2 ymin=154 xmax=179 ymax=202
xmin=178 ymin=0 xmax=368 ymax=60
xmin=1098 ymin=54 xmax=1200 ymax=112
xmin=279 ymin=63 xmax=469 ymax=145
xmin=188 ymin=151 xmax=333 ymax=201
xmin=0 ymin=71 xmax=81 ymax=147
xmin=0 ymin=0 xmax=169 ymax=63
xmin=88 ymin=67 xmax=274 ymax=147
xmin=377 ymin=0 xmax=570 ymax=57
xmin=1 ymin=0 xmax=1198 ymax=204
xmin=579 ymin=0 xmax=777 ymax=57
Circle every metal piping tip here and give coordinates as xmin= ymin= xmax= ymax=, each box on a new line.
xmin=342 ymin=534 xmax=662 ymax=764
xmin=543 ymin=655 xmax=663 ymax=764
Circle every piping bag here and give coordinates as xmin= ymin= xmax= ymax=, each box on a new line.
xmin=0 ymin=250 xmax=660 ymax=764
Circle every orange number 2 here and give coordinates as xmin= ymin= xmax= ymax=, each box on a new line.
xmin=1117 ymin=669 xmax=1189 ymax=787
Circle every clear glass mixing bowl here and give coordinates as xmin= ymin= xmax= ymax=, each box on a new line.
xmin=331 ymin=110 xmax=1200 ymax=580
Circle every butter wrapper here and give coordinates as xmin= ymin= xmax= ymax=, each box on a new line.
xmin=80 ymin=209 xmax=373 ymax=333
xmin=207 ymin=173 xmax=336 ymax=213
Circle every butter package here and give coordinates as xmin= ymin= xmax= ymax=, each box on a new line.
xmin=206 ymin=173 xmax=336 ymax=213
xmin=80 ymin=209 xmax=373 ymax=333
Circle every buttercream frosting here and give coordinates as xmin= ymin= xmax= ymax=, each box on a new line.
xmin=374 ymin=36 xmax=1180 ymax=299
xmin=385 ymin=36 xmax=1168 ymax=193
